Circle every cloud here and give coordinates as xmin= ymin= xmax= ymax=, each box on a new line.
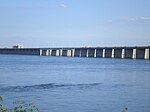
xmin=59 ymin=3 xmax=67 ymax=8
xmin=122 ymin=16 xmax=150 ymax=21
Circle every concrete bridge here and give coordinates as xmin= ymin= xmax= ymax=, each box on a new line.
xmin=0 ymin=46 xmax=149 ymax=60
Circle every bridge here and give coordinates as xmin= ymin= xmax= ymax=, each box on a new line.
xmin=0 ymin=46 xmax=149 ymax=60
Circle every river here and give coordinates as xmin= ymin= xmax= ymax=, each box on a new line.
xmin=0 ymin=54 xmax=150 ymax=112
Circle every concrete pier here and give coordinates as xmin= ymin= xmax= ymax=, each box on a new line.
xmin=49 ymin=49 xmax=52 ymax=56
xmin=40 ymin=49 xmax=42 ymax=56
xmin=132 ymin=49 xmax=136 ymax=59
xmin=59 ymin=49 xmax=63 ymax=56
xmin=56 ymin=50 xmax=60 ymax=56
xmin=94 ymin=49 xmax=97 ymax=57
xmin=62 ymin=50 xmax=72 ymax=56
xmin=144 ymin=49 xmax=149 ymax=60
xmin=112 ymin=49 xmax=115 ymax=58
xmin=121 ymin=49 xmax=125 ymax=59
xmin=86 ymin=49 xmax=89 ymax=57
xmin=102 ymin=49 xmax=105 ymax=58
xmin=67 ymin=50 xmax=72 ymax=56
xmin=71 ymin=49 xmax=75 ymax=57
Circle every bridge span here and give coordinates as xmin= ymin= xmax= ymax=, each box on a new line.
xmin=0 ymin=46 xmax=149 ymax=60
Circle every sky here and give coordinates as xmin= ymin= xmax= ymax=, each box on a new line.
xmin=0 ymin=0 xmax=150 ymax=48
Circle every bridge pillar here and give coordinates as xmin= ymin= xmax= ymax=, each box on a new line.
xmin=67 ymin=50 xmax=72 ymax=56
xmin=102 ymin=49 xmax=105 ymax=58
xmin=144 ymin=49 xmax=149 ymax=60
xmin=94 ymin=49 xmax=97 ymax=57
xmin=56 ymin=50 xmax=60 ymax=56
xmin=132 ymin=49 xmax=136 ymax=59
xmin=49 ymin=49 xmax=52 ymax=56
xmin=96 ymin=49 xmax=103 ymax=58
xmin=62 ymin=50 xmax=72 ymax=56
xmin=46 ymin=50 xmax=49 ymax=56
xmin=86 ymin=49 xmax=89 ymax=57
xmin=71 ymin=49 xmax=75 ymax=57
xmin=40 ymin=49 xmax=42 ymax=56
xmin=79 ymin=49 xmax=82 ymax=57
xmin=59 ymin=49 xmax=62 ymax=56
xmin=112 ymin=49 xmax=115 ymax=58
xmin=121 ymin=49 xmax=125 ymax=58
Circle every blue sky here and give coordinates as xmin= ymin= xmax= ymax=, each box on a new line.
xmin=0 ymin=0 xmax=150 ymax=47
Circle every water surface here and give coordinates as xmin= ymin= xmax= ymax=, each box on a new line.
xmin=0 ymin=54 xmax=150 ymax=112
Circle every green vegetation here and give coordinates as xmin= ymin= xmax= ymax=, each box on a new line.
xmin=0 ymin=96 xmax=40 ymax=112
xmin=1 ymin=96 xmax=128 ymax=112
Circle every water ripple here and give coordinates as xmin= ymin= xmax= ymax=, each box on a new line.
xmin=0 ymin=83 xmax=102 ymax=92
